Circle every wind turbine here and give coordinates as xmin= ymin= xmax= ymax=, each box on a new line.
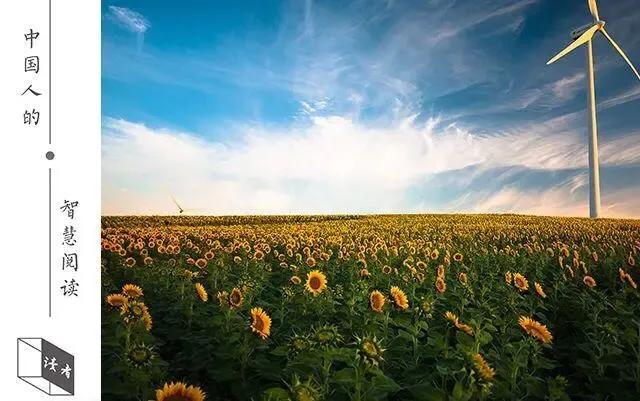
xmin=546 ymin=0 xmax=640 ymax=218
xmin=170 ymin=195 xmax=203 ymax=215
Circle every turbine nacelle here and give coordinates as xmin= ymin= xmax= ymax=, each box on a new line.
xmin=571 ymin=21 xmax=604 ymax=40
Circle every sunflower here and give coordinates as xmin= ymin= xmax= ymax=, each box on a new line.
xmin=505 ymin=271 xmax=512 ymax=285
xmin=390 ymin=286 xmax=409 ymax=310
xmin=626 ymin=274 xmax=638 ymax=289
xmin=155 ymin=382 xmax=206 ymax=401
xmin=195 ymin=283 xmax=208 ymax=302
xmin=122 ymin=284 xmax=144 ymax=298
xmin=359 ymin=268 xmax=371 ymax=278
xmin=435 ymin=277 xmax=447 ymax=294
xmin=142 ymin=310 xmax=153 ymax=331
xmin=382 ymin=265 xmax=392 ymax=275
xmin=534 ymin=282 xmax=547 ymax=298
xmin=518 ymin=316 xmax=553 ymax=344
xmin=125 ymin=257 xmax=136 ymax=267
xmin=369 ymin=290 xmax=385 ymax=313
xmin=618 ymin=268 xmax=627 ymax=283
xmin=250 ymin=307 xmax=272 ymax=339
xmin=216 ymin=290 xmax=229 ymax=306
xmin=453 ymin=252 xmax=463 ymax=262
xmin=312 ymin=324 xmax=343 ymax=346
xmin=444 ymin=311 xmax=473 ymax=336
xmin=289 ymin=333 xmax=312 ymax=355
xmin=195 ymin=258 xmax=207 ymax=269
xmin=106 ymin=293 xmax=128 ymax=307
xmin=290 ymin=275 xmax=302 ymax=285
xmin=436 ymin=265 xmax=445 ymax=279
xmin=305 ymin=270 xmax=327 ymax=296
xmin=290 ymin=375 xmax=321 ymax=401
xmin=356 ymin=335 xmax=385 ymax=368
xmin=444 ymin=311 xmax=459 ymax=324
xmin=583 ymin=275 xmax=597 ymax=288
xmin=229 ymin=288 xmax=243 ymax=308
xmin=121 ymin=300 xmax=152 ymax=331
xmin=472 ymin=353 xmax=495 ymax=381
xmin=458 ymin=272 xmax=468 ymax=285
xmin=513 ymin=273 xmax=529 ymax=292
xmin=128 ymin=343 xmax=154 ymax=368
xmin=456 ymin=322 xmax=474 ymax=336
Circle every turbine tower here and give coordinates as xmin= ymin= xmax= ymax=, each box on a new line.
xmin=546 ymin=0 xmax=640 ymax=218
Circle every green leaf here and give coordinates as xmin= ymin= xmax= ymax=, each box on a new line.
xmin=262 ymin=387 xmax=291 ymax=401
xmin=371 ymin=373 xmax=401 ymax=393
xmin=406 ymin=384 xmax=446 ymax=401
xmin=333 ymin=367 xmax=356 ymax=384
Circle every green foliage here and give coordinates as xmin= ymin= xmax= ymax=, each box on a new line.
xmin=102 ymin=214 xmax=640 ymax=400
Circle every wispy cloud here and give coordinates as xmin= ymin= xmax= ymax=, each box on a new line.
xmin=449 ymin=174 xmax=640 ymax=218
xmin=431 ymin=0 xmax=539 ymax=43
xmin=107 ymin=6 xmax=150 ymax=50
xmin=598 ymin=86 xmax=640 ymax=110
xmin=102 ymin=116 xmax=640 ymax=215
xmin=107 ymin=6 xmax=150 ymax=33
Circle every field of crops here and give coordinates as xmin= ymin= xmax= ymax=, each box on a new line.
xmin=101 ymin=215 xmax=640 ymax=401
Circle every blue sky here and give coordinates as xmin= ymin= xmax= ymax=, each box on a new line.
xmin=102 ymin=0 xmax=640 ymax=216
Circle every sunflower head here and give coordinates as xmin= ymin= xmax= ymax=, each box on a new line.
xmin=121 ymin=301 xmax=152 ymax=331
xmin=472 ymin=353 xmax=495 ymax=381
xmin=356 ymin=335 xmax=385 ymax=368
xmin=518 ymin=316 xmax=553 ymax=344
xmin=583 ymin=275 xmax=597 ymax=288
xmin=458 ymin=272 xmax=468 ymax=285
xmin=250 ymin=307 xmax=272 ymax=339
xmin=195 ymin=258 xmax=208 ymax=269
xmin=216 ymin=290 xmax=229 ymax=306
xmin=305 ymin=270 xmax=327 ymax=296
xmin=289 ymin=375 xmax=321 ymax=401
xmin=513 ymin=273 xmax=529 ymax=292
xmin=195 ymin=283 xmax=208 ymax=302
xmin=106 ymin=293 xmax=128 ymax=308
xmin=155 ymin=382 xmax=206 ymax=401
xmin=369 ymin=290 xmax=385 ymax=313
xmin=128 ymin=343 xmax=154 ymax=368
xmin=444 ymin=311 xmax=459 ymax=325
xmin=313 ymin=324 xmax=343 ymax=346
xmin=435 ymin=277 xmax=447 ymax=294
xmin=420 ymin=298 xmax=433 ymax=315
xmin=289 ymin=333 xmax=312 ymax=355
xmin=290 ymin=275 xmax=302 ymax=285
xmin=390 ymin=286 xmax=409 ymax=310
xmin=122 ymin=284 xmax=144 ymax=299
xmin=534 ymin=282 xmax=547 ymax=298
xmin=228 ymin=288 xmax=243 ymax=308
xmin=505 ymin=271 xmax=513 ymax=285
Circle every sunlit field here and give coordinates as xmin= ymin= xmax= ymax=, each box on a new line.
xmin=101 ymin=215 xmax=640 ymax=401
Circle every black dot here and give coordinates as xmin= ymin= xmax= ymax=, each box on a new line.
xmin=46 ymin=151 xmax=55 ymax=160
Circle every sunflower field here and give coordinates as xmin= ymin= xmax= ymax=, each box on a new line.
xmin=101 ymin=215 xmax=640 ymax=401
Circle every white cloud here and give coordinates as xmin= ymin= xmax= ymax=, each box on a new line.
xmin=107 ymin=6 xmax=150 ymax=33
xmin=102 ymin=116 xmax=640 ymax=215
xmin=450 ymin=175 xmax=640 ymax=218
xmin=431 ymin=0 xmax=539 ymax=43
xmin=598 ymin=86 xmax=640 ymax=110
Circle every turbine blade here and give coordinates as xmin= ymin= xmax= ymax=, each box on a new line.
xmin=588 ymin=0 xmax=600 ymax=21
xmin=547 ymin=24 xmax=599 ymax=65
xmin=601 ymin=28 xmax=640 ymax=81
xmin=170 ymin=195 xmax=183 ymax=211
